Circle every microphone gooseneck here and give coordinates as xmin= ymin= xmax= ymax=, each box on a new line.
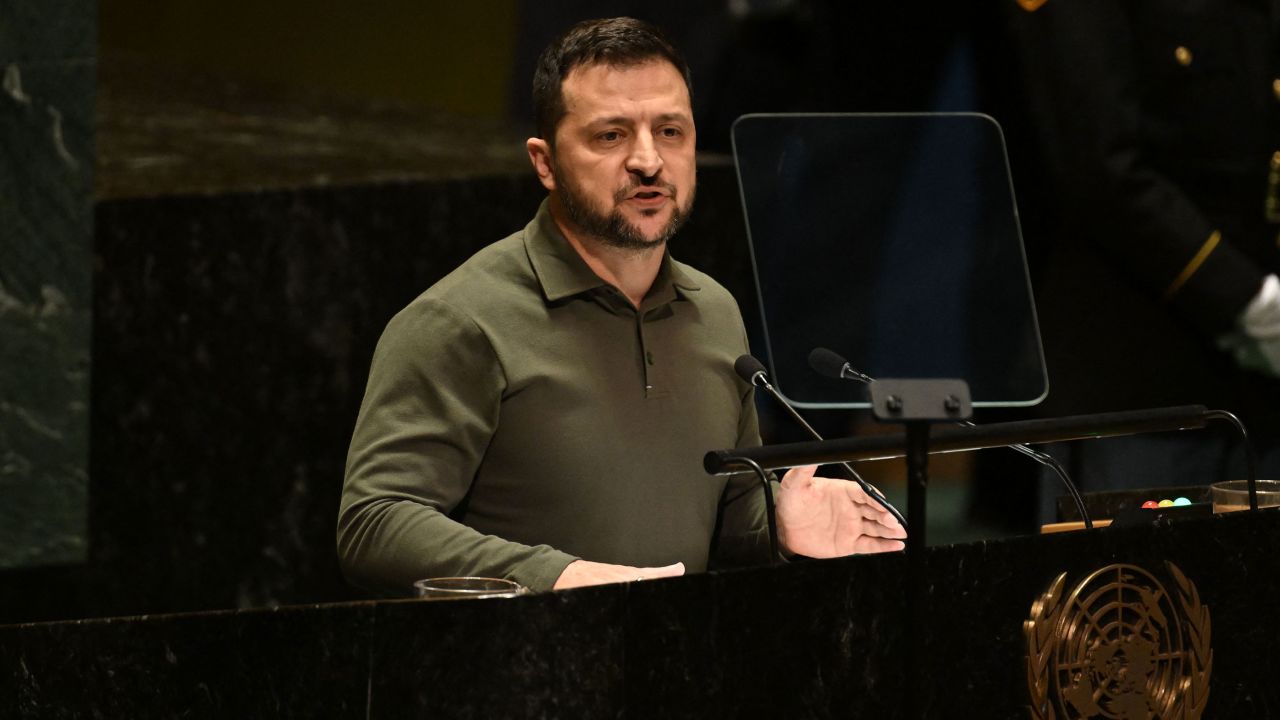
xmin=806 ymin=347 xmax=1093 ymax=530
xmin=734 ymin=354 xmax=907 ymax=529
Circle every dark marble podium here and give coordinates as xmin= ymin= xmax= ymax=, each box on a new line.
xmin=4 ymin=509 xmax=1277 ymax=719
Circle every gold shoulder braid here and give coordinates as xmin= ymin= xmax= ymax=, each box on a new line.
xmin=1163 ymin=231 xmax=1222 ymax=301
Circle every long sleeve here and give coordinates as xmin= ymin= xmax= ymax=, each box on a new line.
xmin=337 ymin=297 xmax=576 ymax=596
xmin=1007 ymin=0 xmax=1267 ymax=336
xmin=708 ymin=333 xmax=774 ymax=569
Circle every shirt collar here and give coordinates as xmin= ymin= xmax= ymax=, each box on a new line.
xmin=524 ymin=199 xmax=702 ymax=304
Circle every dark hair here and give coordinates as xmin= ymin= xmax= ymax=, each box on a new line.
xmin=532 ymin=17 xmax=692 ymax=143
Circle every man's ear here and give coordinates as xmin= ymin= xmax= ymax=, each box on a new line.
xmin=526 ymin=137 xmax=556 ymax=192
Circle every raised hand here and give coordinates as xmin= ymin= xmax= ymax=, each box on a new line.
xmin=775 ymin=465 xmax=907 ymax=558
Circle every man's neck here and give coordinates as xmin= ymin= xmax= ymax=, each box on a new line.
xmin=550 ymin=206 xmax=664 ymax=309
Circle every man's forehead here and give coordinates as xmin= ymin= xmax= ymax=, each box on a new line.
xmin=561 ymin=60 xmax=691 ymax=118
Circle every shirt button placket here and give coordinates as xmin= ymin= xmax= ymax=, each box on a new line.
xmin=636 ymin=312 xmax=655 ymax=395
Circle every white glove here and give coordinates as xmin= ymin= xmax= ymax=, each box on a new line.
xmin=1219 ymin=274 xmax=1280 ymax=377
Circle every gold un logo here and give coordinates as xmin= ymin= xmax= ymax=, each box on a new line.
xmin=1025 ymin=563 xmax=1212 ymax=719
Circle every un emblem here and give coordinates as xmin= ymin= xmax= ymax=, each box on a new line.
xmin=1025 ymin=562 xmax=1212 ymax=719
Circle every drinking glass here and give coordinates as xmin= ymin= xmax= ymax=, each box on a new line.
xmin=1210 ymin=479 xmax=1280 ymax=513
xmin=413 ymin=577 xmax=529 ymax=600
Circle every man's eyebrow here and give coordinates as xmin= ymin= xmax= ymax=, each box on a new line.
xmin=585 ymin=115 xmax=637 ymax=128
xmin=584 ymin=112 xmax=692 ymax=128
xmin=653 ymin=112 xmax=692 ymax=124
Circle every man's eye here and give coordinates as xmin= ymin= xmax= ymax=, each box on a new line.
xmin=599 ymin=131 xmax=622 ymax=142
xmin=660 ymin=127 xmax=682 ymax=138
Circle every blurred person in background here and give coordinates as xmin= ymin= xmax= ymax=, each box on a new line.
xmin=995 ymin=0 xmax=1280 ymax=515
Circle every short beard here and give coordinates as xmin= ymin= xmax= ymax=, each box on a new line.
xmin=554 ymin=160 xmax=695 ymax=253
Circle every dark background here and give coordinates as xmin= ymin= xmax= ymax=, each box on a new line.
xmin=0 ymin=1 xmax=1090 ymax=623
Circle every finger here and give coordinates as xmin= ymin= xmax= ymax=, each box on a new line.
xmin=851 ymin=496 xmax=882 ymax=515
xmin=643 ymin=562 xmax=686 ymax=579
xmin=840 ymin=479 xmax=871 ymax=502
xmin=855 ymin=536 xmax=906 ymax=554
xmin=847 ymin=490 xmax=904 ymax=529
xmin=854 ymin=497 xmax=898 ymax=524
xmin=850 ymin=504 xmax=907 ymax=534
xmin=859 ymin=521 xmax=908 ymax=540
xmin=870 ymin=508 xmax=908 ymax=536
xmin=781 ymin=464 xmax=818 ymax=489
xmin=844 ymin=481 xmax=895 ymax=517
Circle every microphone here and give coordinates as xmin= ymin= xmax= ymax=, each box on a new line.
xmin=734 ymin=355 xmax=907 ymax=528
xmin=736 ymin=356 xmax=835 ymax=450
xmin=808 ymin=346 xmax=873 ymax=384
xmin=734 ymin=354 xmax=770 ymax=388
xmin=806 ymin=347 xmax=1092 ymax=529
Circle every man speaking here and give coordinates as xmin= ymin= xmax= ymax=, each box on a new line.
xmin=338 ymin=17 xmax=904 ymax=595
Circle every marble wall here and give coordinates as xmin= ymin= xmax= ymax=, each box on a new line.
xmin=0 ymin=1 xmax=95 ymax=568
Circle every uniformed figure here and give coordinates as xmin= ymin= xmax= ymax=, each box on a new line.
xmin=996 ymin=0 xmax=1280 ymax=498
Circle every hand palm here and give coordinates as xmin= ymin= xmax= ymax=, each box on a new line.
xmin=776 ymin=466 xmax=906 ymax=558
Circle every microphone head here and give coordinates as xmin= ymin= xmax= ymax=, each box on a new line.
xmin=808 ymin=347 xmax=850 ymax=379
xmin=733 ymin=354 xmax=768 ymax=384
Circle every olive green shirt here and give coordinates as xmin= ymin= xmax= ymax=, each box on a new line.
xmin=338 ymin=200 xmax=770 ymax=594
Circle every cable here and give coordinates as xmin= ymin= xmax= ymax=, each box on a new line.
xmin=729 ymin=455 xmax=783 ymax=564
xmin=808 ymin=346 xmax=1091 ymax=528
xmin=1203 ymin=409 xmax=1259 ymax=510
xmin=736 ymin=355 xmax=907 ymax=529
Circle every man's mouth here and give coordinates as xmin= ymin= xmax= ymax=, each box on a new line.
xmin=622 ymin=184 xmax=676 ymax=208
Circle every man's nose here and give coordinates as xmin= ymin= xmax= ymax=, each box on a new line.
xmin=625 ymin=132 xmax=664 ymax=178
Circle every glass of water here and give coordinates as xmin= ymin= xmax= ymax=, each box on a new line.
xmin=413 ymin=577 xmax=529 ymax=600
xmin=1210 ymin=479 xmax=1280 ymax=513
